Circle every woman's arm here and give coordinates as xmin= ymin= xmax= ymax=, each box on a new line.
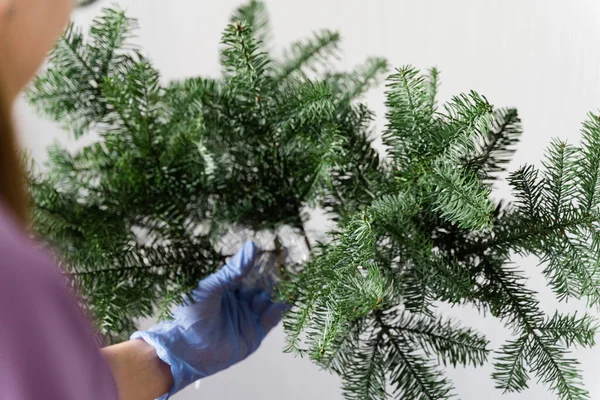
xmin=101 ymin=340 xmax=174 ymax=400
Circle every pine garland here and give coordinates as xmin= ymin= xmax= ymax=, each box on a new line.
xmin=28 ymin=3 xmax=600 ymax=399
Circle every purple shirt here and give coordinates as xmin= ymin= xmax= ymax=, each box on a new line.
xmin=0 ymin=204 xmax=118 ymax=400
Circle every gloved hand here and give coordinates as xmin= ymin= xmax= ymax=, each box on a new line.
xmin=131 ymin=241 xmax=287 ymax=399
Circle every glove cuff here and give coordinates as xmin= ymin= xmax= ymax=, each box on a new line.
xmin=131 ymin=330 xmax=201 ymax=399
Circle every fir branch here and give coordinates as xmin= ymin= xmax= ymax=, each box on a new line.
xmin=274 ymin=30 xmax=341 ymax=83
xmin=389 ymin=311 xmax=490 ymax=368
xmin=482 ymin=260 xmax=544 ymax=330
xmin=230 ymin=0 xmax=271 ymax=46
xmin=577 ymin=112 xmax=600 ymax=212
xmin=464 ymin=108 xmax=522 ymax=180
xmin=508 ymin=165 xmax=544 ymax=217
xmin=342 ymin=329 xmax=387 ymax=400
xmin=88 ymin=8 xmax=137 ymax=78
xmin=377 ymin=314 xmax=455 ymax=400
xmin=493 ymin=336 xmax=530 ymax=393
xmin=430 ymin=161 xmax=494 ymax=229
xmin=527 ymin=333 xmax=588 ymax=400
xmin=59 ymin=24 xmax=97 ymax=79
xmin=539 ymin=312 xmax=597 ymax=348
xmin=64 ymin=260 xmax=172 ymax=279
xmin=485 ymin=262 xmax=589 ymax=400
xmin=276 ymin=81 xmax=334 ymax=128
xmin=76 ymin=0 xmax=101 ymax=6
xmin=328 ymin=58 xmax=389 ymax=102
xmin=283 ymin=294 xmax=315 ymax=355
xmin=540 ymin=240 xmax=591 ymax=302
xmin=491 ymin=210 xmax=593 ymax=253
xmin=382 ymin=66 xmax=432 ymax=162
xmin=542 ymin=140 xmax=578 ymax=216
xmin=221 ymin=21 xmax=270 ymax=95
xmin=425 ymin=67 xmax=439 ymax=115
xmin=540 ymin=230 xmax=600 ymax=305
xmin=28 ymin=6 xmax=600 ymax=399
xmin=310 ymin=306 xmax=351 ymax=361
xmin=428 ymin=257 xmax=476 ymax=303
xmin=322 ymin=318 xmax=364 ymax=373
xmin=438 ymin=91 xmax=495 ymax=162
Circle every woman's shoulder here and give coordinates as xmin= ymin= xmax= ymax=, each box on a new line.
xmin=0 ymin=202 xmax=119 ymax=400
xmin=0 ymin=203 xmax=61 ymax=289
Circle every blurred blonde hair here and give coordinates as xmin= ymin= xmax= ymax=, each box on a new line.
xmin=0 ymin=80 xmax=29 ymax=224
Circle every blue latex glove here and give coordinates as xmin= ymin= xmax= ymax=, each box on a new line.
xmin=131 ymin=241 xmax=287 ymax=399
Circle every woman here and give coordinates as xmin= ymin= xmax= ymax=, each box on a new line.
xmin=0 ymin=1 xmax=285 ymax=399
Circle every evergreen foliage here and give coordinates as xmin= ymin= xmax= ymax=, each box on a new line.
xmin=28 ymin=3 xmax=600 ymax=399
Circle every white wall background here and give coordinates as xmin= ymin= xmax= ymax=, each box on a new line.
xmin=15 ymin=1 xmax=600 ymax=399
